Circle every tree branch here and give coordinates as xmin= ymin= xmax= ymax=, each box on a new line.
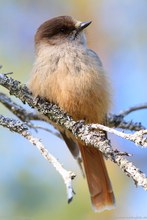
xmin=0 ymin=92 xmax=62 ymax=138
xmin=118 ymin=103 xmax=147 ymax=117
xmin=0 ymin=91 xmax=144 ymax=133
xmin=89 ymin=124 xmax=147 ymax=147
xmin=0 ymin=92 xmax=40 ymax=122
xmin=0 ymin=73 xmax=147 ymax=196
xmin=107 ymin=114 xmax=145 ymax=131
xmin=0 ymin=114 xmax=75 ymax=202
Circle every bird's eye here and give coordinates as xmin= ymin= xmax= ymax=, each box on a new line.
xmin=59 ymin=27 xmax=74 ymax=34
xmin=60 ymin=28 xmax=66 ymax=33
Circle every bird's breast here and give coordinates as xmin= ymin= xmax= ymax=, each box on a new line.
xmin=28 ymin=44 xmax=110 ymax=123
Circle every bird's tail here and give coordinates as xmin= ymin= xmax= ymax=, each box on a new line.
xmin=79 ymin=143 xmax=115 ymax=212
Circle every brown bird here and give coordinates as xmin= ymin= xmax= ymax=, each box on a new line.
xmin=28 ymin=15 xmax=115 ymax=212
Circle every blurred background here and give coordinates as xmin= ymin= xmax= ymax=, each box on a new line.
xmin=0 ymin=0 xmax=147 ymax=219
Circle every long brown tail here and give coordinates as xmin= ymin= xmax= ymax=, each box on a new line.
xmin=79 ymin=143 xmax=115 ymax=212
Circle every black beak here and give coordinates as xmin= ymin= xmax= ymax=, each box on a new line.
xmin=78 ymin=21 xmax=92 ymax=31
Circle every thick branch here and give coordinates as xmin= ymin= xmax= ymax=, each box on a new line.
xmin=0 ymin=92 xmax=62 ymax=138
xmin=0 ymin=89 xmax=144 ymax=132
xmin=0 ymin=74 xmax=115 ymax=157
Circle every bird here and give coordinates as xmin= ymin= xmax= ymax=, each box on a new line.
xmin=28 ymin=15 xmax=115 ymax=212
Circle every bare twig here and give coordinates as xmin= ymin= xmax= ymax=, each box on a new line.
xmin=115 ymin=155 xmax=147 ymax=188
xmin=118 ymin=103 xmax=147 ymax=117
xmin=0 ymin=92 xmax=41 ymax=122
xmin=107 ymin=114 xmax=145 ymax=131
xmin=0 ymin=114 xmax=76 ymax=202
xmin=3 ymin=72 xmax=13 ymax=75
xmin=29 ymin=124 xmax=62 ymax=139
xmin=89 ymin=124 xmax=147 ymax=148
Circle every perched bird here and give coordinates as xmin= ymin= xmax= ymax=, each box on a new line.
xmin=28 ymin=15 xmax=115 ymax=212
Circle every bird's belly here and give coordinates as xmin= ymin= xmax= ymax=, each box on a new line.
xmin=49 ymin=72 xmax=109 ymax=123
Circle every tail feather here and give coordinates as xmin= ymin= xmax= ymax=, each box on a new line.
xmin=79 ymin=143 xmax=115 ymax=212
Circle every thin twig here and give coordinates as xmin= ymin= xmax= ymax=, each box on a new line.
xmin=29 ymin=124 xmax=62 ymax=139
xmin=0 ymin=114 xmax=76 ymax=202
xmin=118 ymin=103 xmax=147 ymax=117
xmin=107 ymin=114 xmax=145 ymax=131
xmin=0 ymin=92 xmax=41 ymax=122
xmin=89 ymin=123 xmax=147 ymax=148
xmin=3 ymin=72 xmax=13 ymax=75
